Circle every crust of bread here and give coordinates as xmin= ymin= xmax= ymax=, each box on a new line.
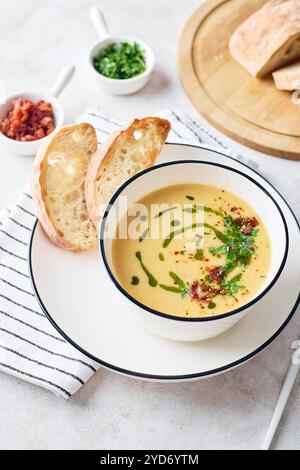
xmin=273 ymin=60 xmax=300 ymax=89
xmin=229 ymin=0 xmax=300 ymax=78
xmin=31 ymin=123 xmax=98 ymax=252
xmin=85 ymin=117 xmax=171 ymax=227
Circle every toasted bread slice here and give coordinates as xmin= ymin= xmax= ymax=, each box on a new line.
xmin=85 ymin=117 xmax=171 ymax=226
xmin=31 ymin=123 xmax=98 ymax=252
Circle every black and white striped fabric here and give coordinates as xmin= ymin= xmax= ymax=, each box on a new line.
xmin=0 ymin=109 xmax=255 ymax=398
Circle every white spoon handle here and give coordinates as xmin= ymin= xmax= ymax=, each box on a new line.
xmin=262 ymin=359 xmax=300 ymax=450
xmin=49 ymin=65 xmax=75 ymax=98
xmin=90 ymin=6 xmax=110 ymax=40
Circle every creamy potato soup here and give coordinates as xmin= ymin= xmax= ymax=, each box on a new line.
xmin=112 ymin=184 xmax=271 ymax=318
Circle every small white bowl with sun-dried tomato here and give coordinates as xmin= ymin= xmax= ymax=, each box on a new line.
xmin=0 ymin=66 xmax=74 ymax=156
xmin=0 ymin=92 xmax=63 ymax=156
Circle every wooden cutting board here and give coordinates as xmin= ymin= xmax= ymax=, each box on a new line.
xmin=178 ymin=0 xmax=300 ymax=160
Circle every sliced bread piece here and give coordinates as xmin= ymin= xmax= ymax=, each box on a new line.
xmin=273 ymin=60 xmax=300 ymax=90
xmin=85 ymin=117 xmax=171 ymax=226
xmin=229 ymin=0 xmax=300 ymax=78
xmin=31 ymin=123 xmax=98 ymax=252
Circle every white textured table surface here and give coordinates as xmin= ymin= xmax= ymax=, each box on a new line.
xmin=0 ymin=0 xmax=299 ymax=450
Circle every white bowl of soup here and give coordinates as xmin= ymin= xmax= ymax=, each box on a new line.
xmin=100 ymin=161 xmax=288 ymax=342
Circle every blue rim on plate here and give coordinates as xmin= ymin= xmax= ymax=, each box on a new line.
xmin=100 ymin=160 xmax=289 ymax=322
xmin=28 ymin=143 xmax=300 ymax=380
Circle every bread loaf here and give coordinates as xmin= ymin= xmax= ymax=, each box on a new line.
xmin=273 ymin=60 xmax=300 ymax=90
xmin=229 ymin=0 xmax=300 ymax=78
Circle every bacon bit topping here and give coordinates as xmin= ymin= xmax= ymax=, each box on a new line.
xmin=208 ymin=266 xmax=225 ymax=284
xmin=0 ymin=98 xmax=55 ymax=142
xmin=190 ymin=282 xmax=199 ymax=300
xmin=233 ymin=217 xmax=259 ymax=235
xmin=200 ymin=296 xmax=212 ymax=303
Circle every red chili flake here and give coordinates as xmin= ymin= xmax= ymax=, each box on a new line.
xmin=231 ymin=207 xmax=238 ymax=212
xmin=174 ymin=251 xmax=179 ymax=255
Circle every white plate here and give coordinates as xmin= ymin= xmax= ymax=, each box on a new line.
xmin=29 ymin=144 xmax=300 ymax=381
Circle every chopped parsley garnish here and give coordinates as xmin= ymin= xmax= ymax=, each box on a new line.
xmin=194 ymin=249 xmax=204 ymax=260
xmin=160 ymin=272 xmax=189 ymax=298
xmin=208 ymin=215 xmax=258 ymax=266
xmin=221 ymin=273 xmax=245 ymax=297
xmin=159 ymin=284 xmax=182 ymax=294
xmin=186 ymin=195 xmax=195 ymax=201
xmin=93 ymin=42 xmax=146 ymax=79
xmin=208 ymin=302 xmax=216 ymax=309
xmin=131 ymin=276 xmax=139 ymax=286
xmin=169 ymin=271 xmax=186 ymax=288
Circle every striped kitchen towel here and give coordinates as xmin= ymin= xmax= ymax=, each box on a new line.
xmin=0 ymin=109 xmax=256 ymax=398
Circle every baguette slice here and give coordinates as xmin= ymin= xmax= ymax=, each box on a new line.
xmin=85 ymin=117 xmax=171 ymax=226
xmin=31 ymin=123 xmax=98 ymax=252
xmin=273 ymin=60 xmax=300 ymax=90
xmin=229 ymin=0 xmax=300 ymax=78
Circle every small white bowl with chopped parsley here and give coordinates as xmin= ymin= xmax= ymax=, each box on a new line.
xmin=89 ymin=36 xmax=155 ymax=95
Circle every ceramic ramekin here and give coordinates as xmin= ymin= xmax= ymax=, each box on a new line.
xmin=100 ymin=161 xmax=289 ymax=342
xmin=0 ymin=91 xmax=64 ymax=156
xmin=0 ymin=65 xmax=74 ymax=156
xmin=88 ymin=36 xmax=155 ymax=95
xmin=88 ymin=5 xmax=154 ymax=95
